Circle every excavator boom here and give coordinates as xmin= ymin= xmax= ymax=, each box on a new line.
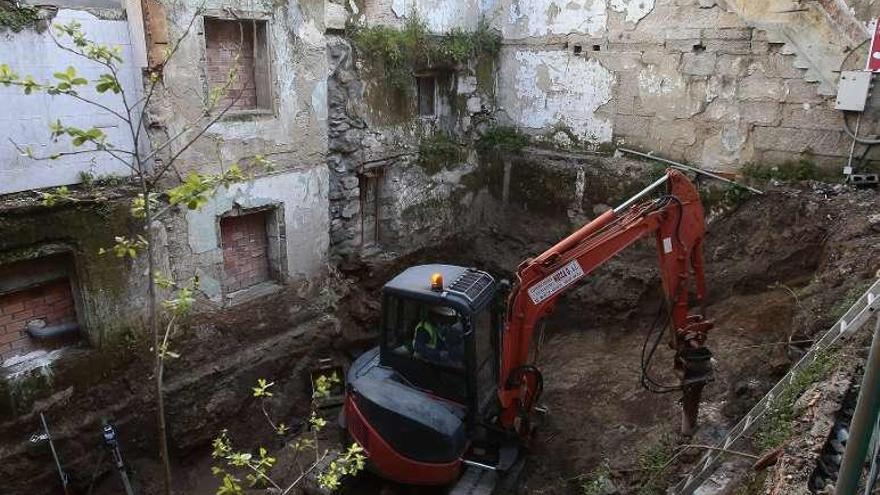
xmin=498 ymin=169 xmax=713 ymax=436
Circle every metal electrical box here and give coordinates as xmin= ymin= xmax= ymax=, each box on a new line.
xmin=836 ymin=71 xmax=873 ymax=111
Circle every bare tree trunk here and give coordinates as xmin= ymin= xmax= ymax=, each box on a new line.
xmin=141 ymin=177 xmax=173 ymax=495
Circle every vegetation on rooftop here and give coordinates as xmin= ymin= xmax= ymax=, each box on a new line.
xmin=351 ymin=16 xmax=501 ymax=92
xmin=0 ymin=2 xmax=40 ymax=33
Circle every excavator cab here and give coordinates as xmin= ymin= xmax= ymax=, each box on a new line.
xmin=343 ymin=264 xmax=502 ymax=485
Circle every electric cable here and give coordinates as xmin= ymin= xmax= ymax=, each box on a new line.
xmin=843 ymin=111 xmax=880 ymax=145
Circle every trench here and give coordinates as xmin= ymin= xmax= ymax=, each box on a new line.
xmin=43 ymin=182 xmax=880 ymax=495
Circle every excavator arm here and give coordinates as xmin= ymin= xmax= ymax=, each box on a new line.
xmin=498 ymin=169 xmax=714 ymax=436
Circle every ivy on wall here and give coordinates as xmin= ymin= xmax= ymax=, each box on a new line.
xmin=0 ymin=1 xmax=40 ymax=33
xmin=351 ymin=16 xmax=501 ymax=92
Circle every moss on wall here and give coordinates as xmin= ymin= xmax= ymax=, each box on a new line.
xmin=0 ymin=198 xmax=143 ymax=346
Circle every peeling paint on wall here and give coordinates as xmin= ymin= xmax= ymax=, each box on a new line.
xmin=387 ymin=0 xmax=481 ymax=31
xmin=186 ymin=168 xmax=329 ymax=295
xmin=500 ymin=49 xmax=614 ymax=142
xmin=609 ymin=0 xmax=655 ymax=24
xmin=506 ymin=0 xmax=607 ymax=37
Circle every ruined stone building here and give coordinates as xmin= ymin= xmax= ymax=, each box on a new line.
xmin=0 ymin=0 xmax=879 ymax=491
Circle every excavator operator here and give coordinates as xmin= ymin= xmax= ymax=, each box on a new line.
xmin=412 ymin=305 xmax=465 ymax=368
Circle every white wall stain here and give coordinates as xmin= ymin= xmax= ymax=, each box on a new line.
xmin=389 ymin=0 xmax=482 ymax=31
xmin=506 ymin=0 xmax=608 ymax=37
xmin=500 ymin=49 xmax=614 ymax=142
xmin=609 ymin=0 xmax=655 ymax=23
xmin=638 ymin=65 xmax=685 ymax=95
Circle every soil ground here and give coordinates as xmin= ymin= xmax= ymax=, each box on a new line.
xmin=88 ymin=181 xmax=879 ymax=495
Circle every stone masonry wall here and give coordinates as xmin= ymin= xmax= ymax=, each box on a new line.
xmin=327 ymin=32 xmax=498 ymax=260
xmin=491 ymin=0 xmax=880 ymax=171
xmin=146 ymin=0 xmax=331 ymax=302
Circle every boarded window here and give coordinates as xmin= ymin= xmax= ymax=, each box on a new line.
xmin=416 ymin=75 xmax=436 ymax=116
xmin=220 ymin=211 xmax=271 ymax=292
xmin=204 ymin=18 xmax=271 ymax=111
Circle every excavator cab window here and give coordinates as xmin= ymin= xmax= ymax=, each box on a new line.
xmin=381 ymin=295 xmax=470 ymax=402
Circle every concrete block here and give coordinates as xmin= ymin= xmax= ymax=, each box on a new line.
xmin=614 ymin=96 xmax=636 ymax=115
xmin=740 ymin=101 xmax=782 ymax=126
xmin=641 ymin=48 xmax=681 ymax=66
xmin=752 ymin=127 xmax=849 ymax=154
xmin=592 ymin=52 xmax=644 ymax=71
xmin=612 ymin=114 xmax=651 ymax=137
xmin=665 ymin=28 xmax=702 ymax=40
xmin=615 ymin=70 xmax=642 ymax=98
xmin=705 ymin=39 xmax=752 ymax=54
xmin=703 ymin=99 xmax=739 ymax=122
xmin=737 ymin=75 xmax=785 ymax=102
xmin=781 ymin=103 xmax=844 ymax=131
xmin=682 ymin=52 xmax=717 ymax=76
xmin=715 ymin=54 xmax=749 ymax=77
xmin=665 ymin=39 xmax=704 ymax=53
xmin=650 ymin=118 xmax=697 ymax=146
xmin=701 ymin=28 xmax=752 ymax=40
xmin=751 ymin=53 xmax=805 ymax=79
xmin=783 ymin=79 xmax=824 ymax=104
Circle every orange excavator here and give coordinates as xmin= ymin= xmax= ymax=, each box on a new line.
xmin=342 ymin=169 xmax=715 ymax=489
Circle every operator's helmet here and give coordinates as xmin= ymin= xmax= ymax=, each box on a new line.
xmin=429 ymin=305 xmax=458 ymax=325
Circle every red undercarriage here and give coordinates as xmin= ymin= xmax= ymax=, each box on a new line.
xmin=345 ymin=394 xmax=462 ymax=485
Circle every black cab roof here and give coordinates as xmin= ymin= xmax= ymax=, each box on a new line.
xmin=382 ymin=264 xmax=496 ymax=313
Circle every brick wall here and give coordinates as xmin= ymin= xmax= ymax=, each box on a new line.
xmin=0 ymin=279 xmax=77 ymax=363
xmin=221 ymin=212 xmax=271 ymax=292
xmin=204 ymin=18 xmax=258 ymax=111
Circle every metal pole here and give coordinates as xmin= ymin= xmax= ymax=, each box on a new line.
xmin=612 ymin=174 xmax=669 ymax=214
xmin=40 ymin=413 xmax=69 ymax=494
xmin=864 ymin=415 xmax=880 ymax=495
xmin=616 ymin=147 xmax=764 ymax=195
xmin=836 ymin=315 xmax=880 ymax=495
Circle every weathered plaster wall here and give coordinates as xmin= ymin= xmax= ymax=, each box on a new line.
xmin=149 ymin=0 xmax=331 ymax=284
xmin=181 ymin=168 xmax=329 ymax=303
xmin=150 ymin=0 xmax=328 ymax=176
xmin=0 ymin=198 xmax=148 ymax=354
xmin=492 ymin=0 xmax=880 ymax=171
xmin=0 ymin=8 xmax=144 ymax=194
xmin=358 ymin=0 xmax=483 ymax=30
xmin=498 ymin=49 xmax=614 ymax=142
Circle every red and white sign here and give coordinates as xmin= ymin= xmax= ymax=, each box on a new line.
xmin=527 ymin=260 xmax=585 ymax=305
xmin=868 ymin=19 xmax=880 ymax=72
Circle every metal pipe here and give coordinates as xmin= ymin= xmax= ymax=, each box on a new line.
xmin=864 ymin=415 xmax=880 ymax=495
xmin=41 ymin=413 xmax=69 ymax=494
xmin=836 ymin=315 xmax=880 ymax=495
xmin=461 ymin=459 xmax=498 ymax=471
xmin=617 ymin=147 xmax=764 ymax=195
xmin=613 ymin=174 xmax=669 ymax=214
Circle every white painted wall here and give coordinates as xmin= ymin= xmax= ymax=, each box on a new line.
xmin=0 ymin=9 xmax=144 ymax=195
xmin=363 ymin=0 xmax=484 ymax=32
xmin=502 ymin=0 xmax=655 ymax=38
xmin=497 ymin=49 xmax=614 ymax=142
